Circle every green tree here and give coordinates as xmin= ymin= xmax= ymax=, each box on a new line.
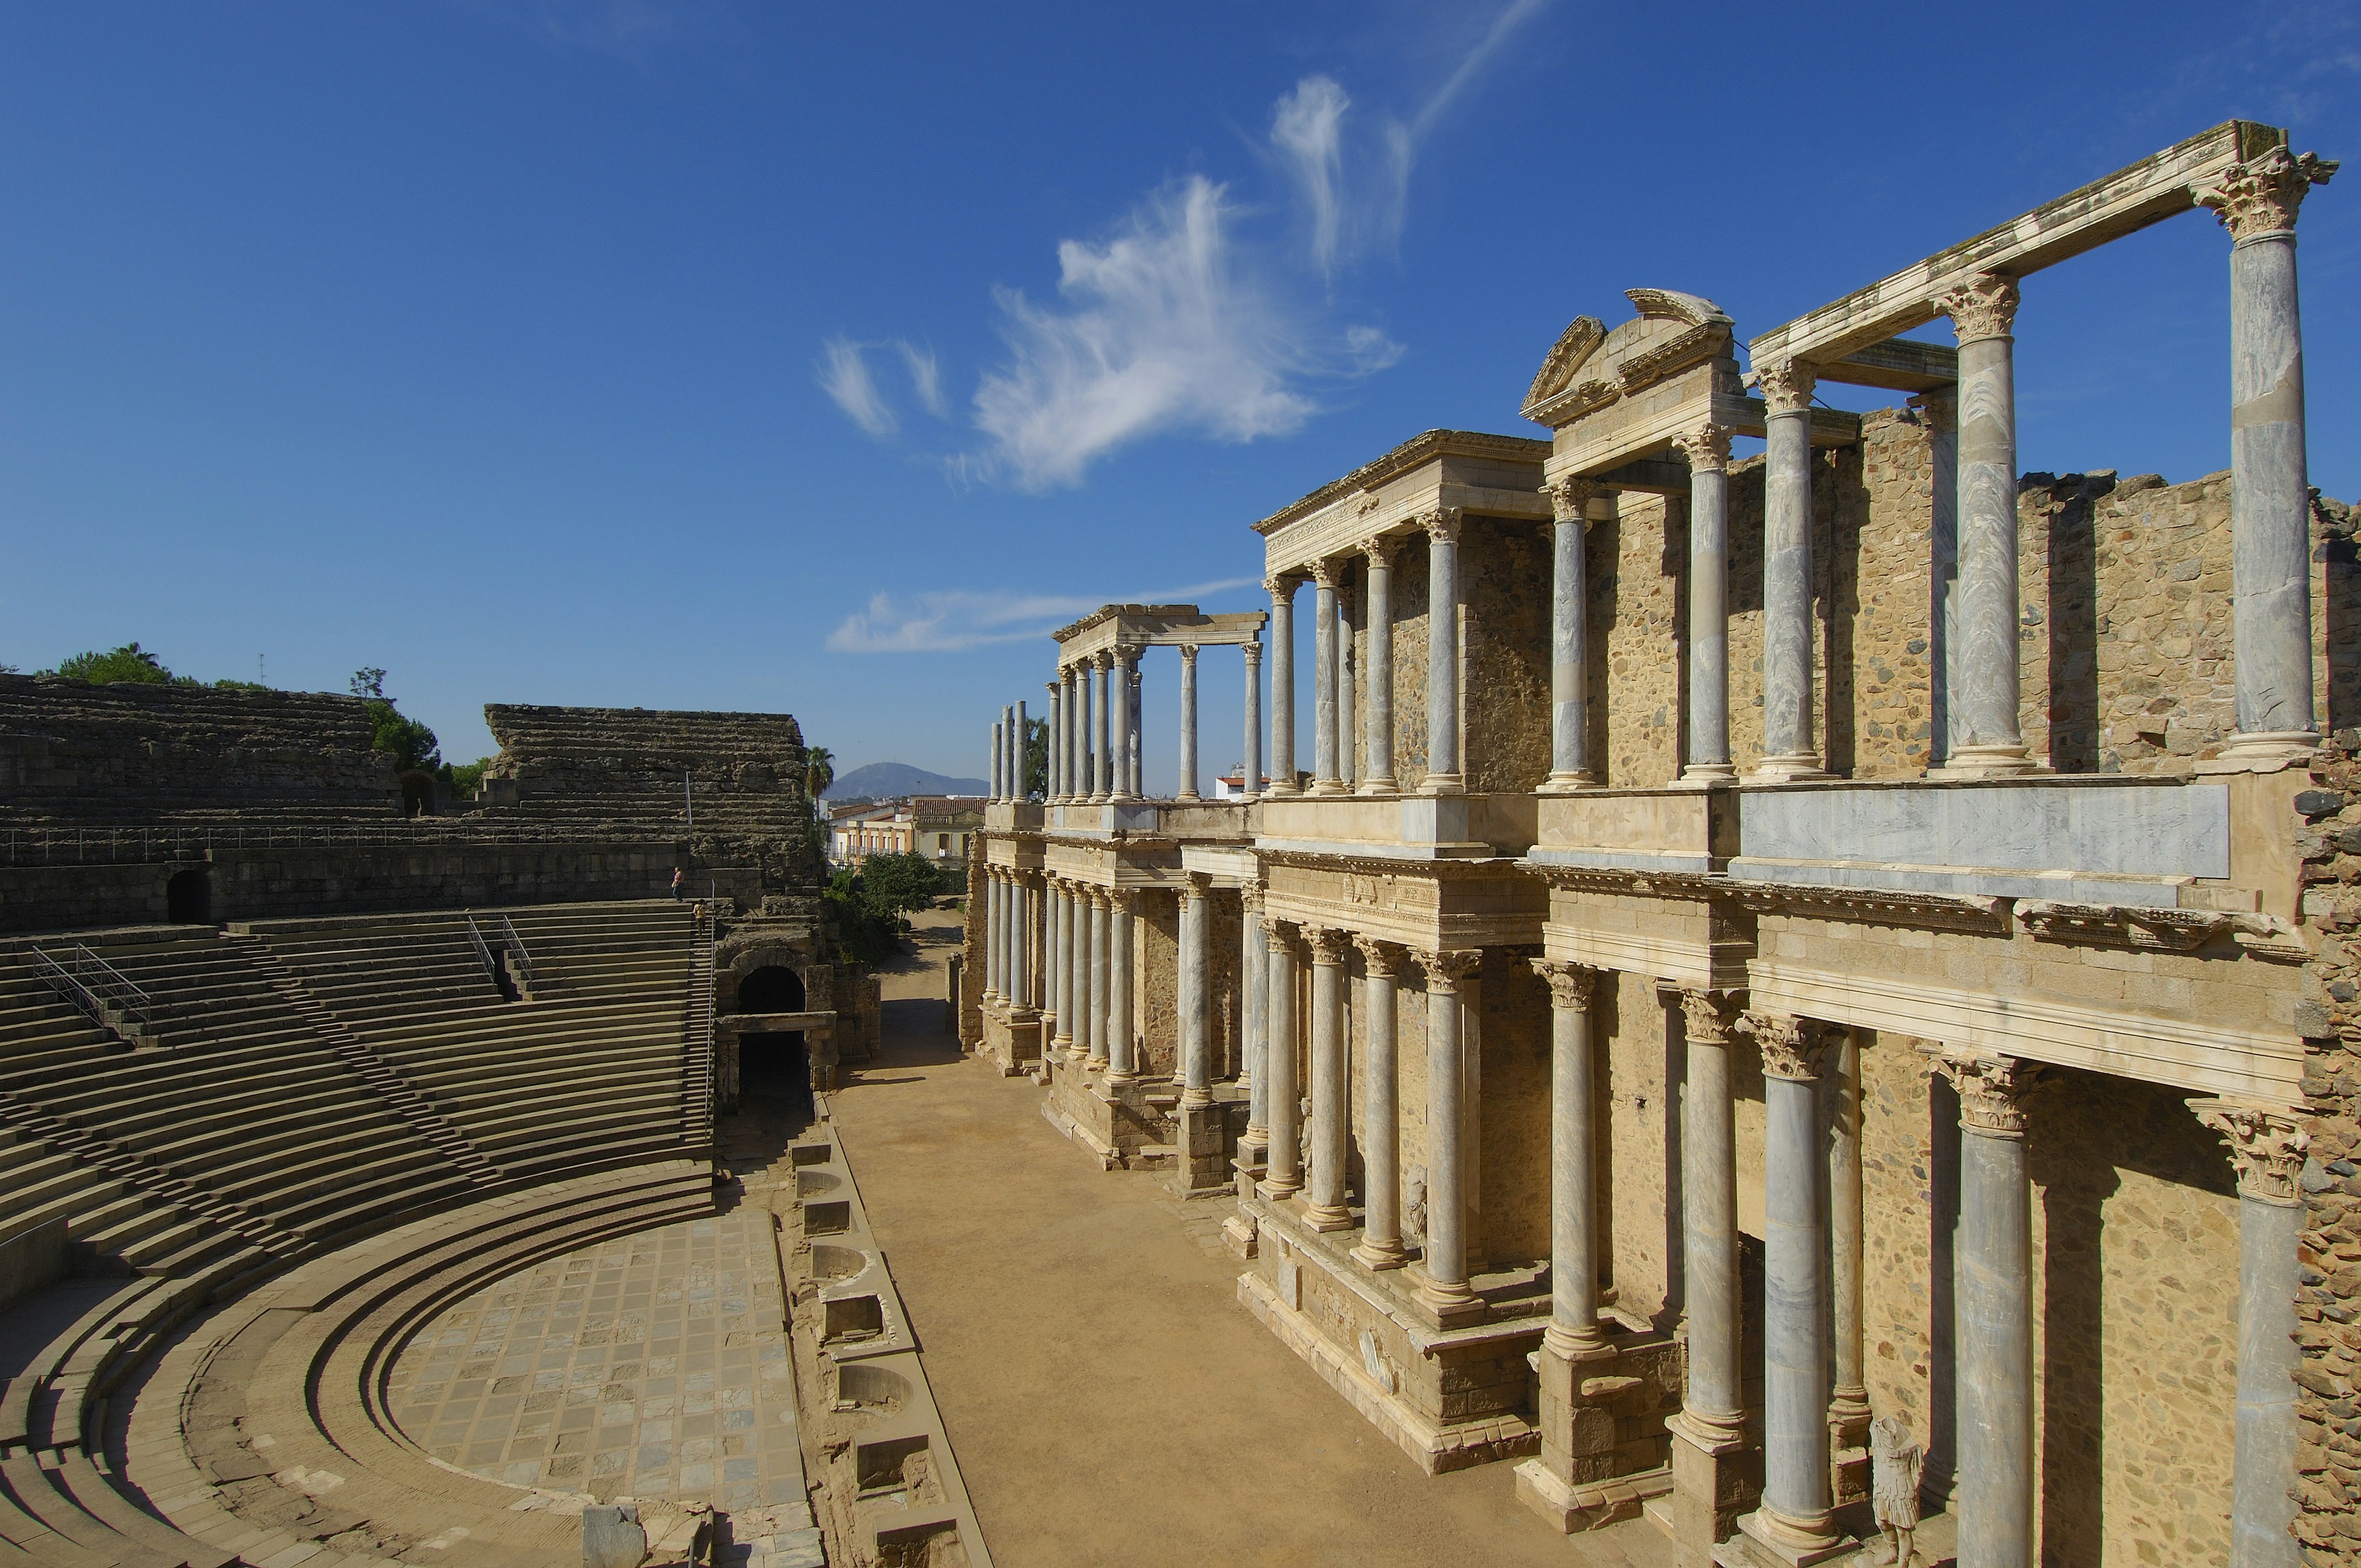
xmin=804 ymin=745 xmax=836 ymax=799
xmin=349 ymin=668 xmax=439 ymax=771
xmin=47 ymin=643 xmax=175 ymax=684
xmin=856 ymin=850 xmax=955 ymax=914
xmin=1024 ymin=717 xmax=1048 ymax=799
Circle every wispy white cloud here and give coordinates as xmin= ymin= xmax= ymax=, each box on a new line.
xmin=971 ymin=177 xmax=1397 ymax=489
xmin=897 ymin=341 xmax=946 ymax=416
xmin=817 ymin=336 xmax=896 ymax=437
xmin=1271 ymin=76 xmax=1351 ymax=277
xmin=829 ymin=576 xmax=1262 ymax=654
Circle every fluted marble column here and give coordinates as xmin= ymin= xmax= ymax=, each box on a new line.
xmin=1670 ymin=991 xmax=1747 ymax=1559
xmin=1737 ymin=1016 xmax=1845 ymax=1562
xmin=1128 ymin=662 xmax=1142 ymax=798
xmin=1753 ymin=360 xmax=1830 ymax=782
xmin=1241 ymin=638 xmax=1264 ymax=801
xmin=1011 ymin=699 xmax=1028 ymax=800
xmin=1350 ymin=938 xmax=1404 ymax=1270
xmin=1105 ymin=889 xmax=1136 ymax=1082
xmin=1541 ymin=480 xmax=1598 ymax=791
xmin=990 ymin=719 xmax=1005 ymax=801
xmin=1176 ymin=645 xmax=1201 ymax=801
xmin=2202 ymin=145 xmax=2336 ymax=766
xmin=1239 ymin=889 xmax=1270 ymax=1161
xmin=1267 ymin=576 xmax=1299 ymax=796
xmin=1178 ymin=876 xmax=1210 ymax=1103
xmin=1361 ymin=539 xmax=1398 ymax=793
xmin=1049 ymin=881 xmax=1074 ymax=1052
xmin=1258 ymin=922 xmax=1302 ymax=1198
xmin=1916 ymin=392 xmax=1963 ymax=767
xmin=1109 ymin=651 xmax=1135 ymax=804
xmin=1676 ymin=424 xmax=1738 ymax=784
xmin=1826 ymin=1029 xmax=1870 ymax=1489
xmin=1302 ymin=925 xmax=1351 ymax=1229
xmin=1536 ymin=962 xmax=1604 ymax=1353
xmin=1338 ymin=613 xmax=1357 ymax=791
xmin=1045 ymin=682 xmax=1062 ymax=801
xmin=1086 ymin=889 xmax=1110 ymax=1067
xmin=1415 ymin=949 xmax=1481 ymax=1316
xmin=1939 ymin=273 xmax=2036 ymax=775
xmin=1311 ymin=560 xmax=1344 ymax=794
xmin=2191 ymin=1099 xmax=2308 ymax=1568
xmin=1063 ymin=884 xmax=1087 ymax=1062
xmin=1422 ymin=510 xmax=1466 ymax=794
xmin=1928 ymin=1051 xmax=2039 ymax=1568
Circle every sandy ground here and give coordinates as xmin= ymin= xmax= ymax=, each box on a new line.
xmin=821 ymin=905 xmax=1674 ymax=1568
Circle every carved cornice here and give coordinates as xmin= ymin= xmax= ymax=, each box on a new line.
xmin=1671 ymin=422 xmax=1732 ymax=473
xmin=1532 ymin=959 xmax=1597 ymax=1011
xmin=1412 ymin=948 xmax=1482 ymax=992
xmin=1742 ymin=1012 xmax=1829 ymax=1080
xmin=1259 ymin=847 xmax=1527 ymax=883
xmin=1613 ymin=322 xmax=1727 ymax=394
xmin=1521 ymin=862 xmax=1725 ymax=901
xmin=1353 ymin=933 xmax=1399 ymax=976
xmin=1680 ymin=989 xmax=1737 ymax=1046
xmin=1543 ymin=478 xmax=1601 ymax=525
xmin=2197 ymin=146 xmax=2339 ymax=243
xmin=1303 ymin=924 xmax=1350 ymax=965
xmin=1936 ymin=272 xmax=2020 ymax=344
xmin=1754 ymin=358 xmax=1817 ymax=418
xmin=2015 ymin=899 xmax=2232 ymax=953
xmin=2188 ymin=1098 xmax=2309 ymax=1206
xmin=1734 ymin=882 xmax=2012 ymax=935
xmin=1924 ymin=1050 xmax=2043 ymax=1137
xmin=1420 ymin=506 xmax=1463 ymax=546
xmin=1522 ymin=315 xmax=1608 ymax=424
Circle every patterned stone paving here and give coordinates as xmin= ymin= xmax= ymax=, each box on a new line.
xmin=386 ymin=1206 xmax=808 ymax=1515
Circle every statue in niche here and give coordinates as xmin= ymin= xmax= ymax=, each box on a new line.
xmin=1403 ymin=1164 xmax=1428 ymax=1246
xmin=1869 ymin=1414 xmax=1924 ymax=1567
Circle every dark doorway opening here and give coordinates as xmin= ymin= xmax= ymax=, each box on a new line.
xmin=738 ymin=965 xmax=805 ymax=1013
xmin=167 ymin=868 xmax=211 ymax=924
xmin=398 ymin=769 xmax=435 ymax=817
xmin=741 ymin=1031 xmax=813 ymax=1120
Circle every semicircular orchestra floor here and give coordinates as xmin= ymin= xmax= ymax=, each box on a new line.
xmin=381 ymin=1206 xmax=809 ymax=1513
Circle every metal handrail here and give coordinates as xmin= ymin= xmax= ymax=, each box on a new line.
xmin=463 ymin=914 xmax=500 ymax=987
xmin=30 ymin=944 xmax=158 ymax=1040
xmin=495 ymin=914 xmax=536 ymax=987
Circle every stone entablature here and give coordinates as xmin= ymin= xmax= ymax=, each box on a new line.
xmin=1050 ymin=605 xmax=1267 ymax=670
xmin=1252 ymin=429 xmax=1552 ymax=580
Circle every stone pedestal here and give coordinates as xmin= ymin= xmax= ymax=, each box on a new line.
xmin=1168 ymin=1092 xmax=1242 ymax=1198
xmin=1516 ymin=1329 xmax=1683 ymax=1535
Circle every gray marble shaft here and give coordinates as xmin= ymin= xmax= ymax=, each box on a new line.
xmin=1263 ymin=930 xmax=1301 ymax=1194
xmin=1683 ymin=1016 xmax=1741 ymax=1423
xmin=1177 ymin=647 xmax=1200 ymax=800
xmin=2231 ymin=232 xmax=2318 ymax=744
xmin=1313 ymin=571 xmax=1340 ymax=790
xmin=1048 ymin=886 xmax=1070 ymax=1047
xmin=1828 ymin=1031 xmax=1867 ymax=1419
xmin=1269 ymin=580 xmax=1297 ymax=794
xmin=1762 ymin=1071 xmax=1833 ymax=1530
xmin=1087 ymin=663 xmax=1106 ymax=800
xmin=1362 ymin=548 xmax=1396 ymax=791
xmin=1687 ymin=465 xmax=1732 ymax=777
xmin=1241 ymin=900 xmax=1268 ymax=1150
xmin=1355 ymin=954 xmax=1403 ymax=1264
xmin=1761 ymin=406 xmax=1816 ymax=767
xmin=1958 ymin=1118 xmax=2034 ymax=1568
xmin=1178 ymin=885 xmax=1209 ymax=1101
xmin=2233 ymin=1191 xmax=2301 ymax=1568
xmin=1011 ymin=700 xmax=1027 ymax=800
xmin=1109 ymin=659 xmax=1132 ymax=802
xmin=1241 ymin=640 xmax=1264 ymax=801
xmin=1066 ymin=888 xmax=1088 ymax=1059
xmin=990 ymin=718 xmax=1003 ymax=801
xmin=1305 ymin=939 xmax=1348 ymax=1224
xmin=1424 ymin=977 xmax=1467 ymax=1291
xmin=1086 ymin=894 xmax=1110 ymax=1066
xmin=1549 ymin=515 xmax=1591 ymax=785
xmin=1106 ymin=897 xmax=1134 ymax=1079
xmin=1955 ymin=334 xmax=2025 ymax=759
xmin=1924 ymin=397 xmax=1963 ymax=762
xmin=1426 ymin=524 xmax=1462 ymax=790
xmin=1338 ymin=634 xmax=1356 ymax=790
xmin=982 ymin=873 xmax=998 ymax=999
xmin=1046 ymin=683 xmax=1062 ymax=799
xmin=1548 ymin=981 xmax=1600 ymax=1348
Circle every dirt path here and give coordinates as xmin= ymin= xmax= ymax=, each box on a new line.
xmin=823 ymin=906 xmax=1673 ymax=1568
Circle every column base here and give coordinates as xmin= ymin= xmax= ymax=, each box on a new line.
xmin=1516 ymin=1457 xmax=1674 ymax=1535
xmin=1298 ymin=1198 xmax=1353 ymax=1233
xmin=1414 ymin=1270 xmax=1485 ymax=1326
xmin=1674 ymin=762 xmax=1739 ymax=788
xmin=1350 ymin=1237 xmax=1409 ymax=1271
xmin=1358 ymin=776 xmax=1399 ymax=796
xmin=1257 ymin=1176 xmax=1302 ymax=1203
xmin=1264 ymin=782 xmax=1301 ymax=798
xmin=1716 ymin=1507 xmax=1851 ymax=1567
xmin=1826 ymin=1393 xmax=1870 ymax=1507
xmin=1309 ymin=778 xmax=1349 ymax=796
xmin=1668 ymin=1410 xmax=1752 ymax=1568
xmin=1419 ymin=774 xmax=1467 ymax=796
xmin=2199 ymin=728 xmax=2320 ymax=774
xmin=1926 ymin=742 xmax=2045 ymax=778
xmin=1747 ymin=754 xmax=1832 ymax=783
xmin=1175 ymin=789 xmax=1200 ymax=802
xmin=1536 ymin=770 xmax=1598 ymax=794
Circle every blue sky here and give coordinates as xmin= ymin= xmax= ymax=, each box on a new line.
xmin=4 ymin=2 xmax=2355 ymax=790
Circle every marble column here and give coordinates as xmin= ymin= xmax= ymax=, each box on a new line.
xmin=1928 ymin=1051 xmax=2039 ymax=1568
xmin=2191 ymin=1099 xmax=2308 ymax=1568
xmin=1105 ymin=890 xmax=1136 ymax=1082
xmin=1361 ymin=537 xmax=1398 ymax=793
xmin=1088 ymin=659 xmax=1108 ymax=802
xmin=1268 ymin=576 xmax=1299 ymax=795
xmin=1178 ymin=876 xmax=1210 ymax=1104
xmin=1045 ymin=682 xmax=1062 ymax=801
xmin=1915 ymin=392 xmax=1963 ymax=767
xmin=1109 ymin=651 xmax=1134 ymax=804
xmin=1128 ymin=662 xmax=1143 ymax=798
xmin=1753 ymin=360 xmax=1830 ymax=782
xmin=991 ymin=718 xmax=1005 ymax=801
xmin=1338 ymin=612 xmax=1357 ymax=791
xmin=1258 ymin=922 xmax=1302 ymax=1199
xmin=1939 ymin=273 xmax=2036 ymax=775
xmin=1050 ymin=881 xmax=1074 ymax=1053
xmin=1351 ymin=938 xmax=1405 ymax=1270
xmin=1063 ymin=883 xmax=1087 ymax=1063
xmin=1675 ymin=424 xmax=1738 ymax=784
xmin=1241 ymin=638 xmax=1265 ymax=801
xmin=1086 ymin=889 xmax=1110 ymax=1067
xmin=1010 ymin=876 xmax=1031 ymax=1013
xmin=981 ymin=869 xmax=1000 ymax=1002
xmin=1301 ymin=925 xmax=1351 ymax=1230
xmin=1738 ymin=1016 xmax=1845 ymax=1563
xmin=1311 ymin=560 xmax=1344 ymax=794
xmin=1176 ymin=645 xmax=1201 ymax=801
xmin=1414 ymin=949 xmax=1481 ymax=1317
xmin=1535 ymin=962 xmax=1605 ymax=1353
xmin=1240 ymin=889 xmax=1270 ymax=1161
xmin=2202 ymin=145 xmax=2336 ymax=766
xmin=1011 ymin=699 xmax=1028 ymax=800
xmin=1825 ymin=1029 xmax=1870 ymax=1494
xmin=1422 ymin=510 xmax=1465 ymax=794
xmin=1541 ymin=480 xmax=1599 ymax=791
xmin=1671 ymin=991 xmax=1747 ymax=1561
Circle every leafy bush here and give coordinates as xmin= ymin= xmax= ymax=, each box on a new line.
xmin=48 ymin=643 xmax=176 ymax=684
xmin=441 ymin=756 xmax=492 ymax=794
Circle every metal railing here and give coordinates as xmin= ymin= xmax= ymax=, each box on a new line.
xmin=495 ymin=914 xmax=536 ymax=988
xmin=463 ymin=914 xmax=500 ymax=986
xmin=2 ymin=820 xmax=691 ymax=866
xmin=30 ymin=944 xmax=159 ymax=1042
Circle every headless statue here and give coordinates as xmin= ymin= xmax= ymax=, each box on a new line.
xmin=1869 ymin=1415 xmax=1924 ymax=1568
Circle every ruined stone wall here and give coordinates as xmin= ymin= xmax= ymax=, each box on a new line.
xmin=0 ymin=673 xmax=397 ymax=823
xmin=1476 ymin=952 xmax=1551 ymax=1265
xmin=959 ymin=853 xmax=986 ymax=1049
xmin=1136 ymin=890 xmax=1180 ymax=1078
xmin=1592 ymin=496 xmax=1685 ymax=788
xmin=1385 ymin=541 xmax=1434 ymax=790
xmin=1840 ymin=411 xmax=1937 ymax=778
xmin=1463 ymin=517 xmax=1552 ymax=793
xmin=1600 ymin=970 xmax=1679 ymax=1326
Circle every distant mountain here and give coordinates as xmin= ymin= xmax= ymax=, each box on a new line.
xmin=825 ymin=762 xmax=989 ymax=800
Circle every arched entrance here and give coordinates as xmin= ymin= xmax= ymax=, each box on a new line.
xmin=735 ymin=964 xmax=812 ymax=1119
xmin=167 ymin=867 xmax=211 ymax=924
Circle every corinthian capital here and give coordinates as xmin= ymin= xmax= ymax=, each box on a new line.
xmin=1265 ymin=574 xmax=1296 ymax=601
xmin=1936 ymin=271 xmax=2020 ymax=344
xmin=1680 ymin=989 xmax=1736 ymax=1045
xmin=1755 ymin=358 xmax=1817 ymax=417
xmin=2189 ymin=1098 xmax=2309 ymax=1206
xmin=1303 ymin=924 xmax=1350 ymax=965
xmin=1531 ymin=959 xmax=1597 ymax=1011
xmin=2197 ymin=145 xmax=2339 ymax=243
xmin=1542 ymin=478 xmax=1601 ymax=525
xmin=1412 ymin=947 xmax=1482 ymax=993
xmin=1925 ymin=1049 xmax=2043 ymax=1137
xmin=1353 ymin=934 xmax=1399 ymax=976
xmin=1361 ymin=534 xmax=1399 ymax=570
xmin=1419 ymin=506 xmax=1463 ymax=546
xmin=1672 ymin=422 xmax=1732 ymax=473
xmin=1242 ymin=635 xmax=1262 ymax=667
xmin=1310 ymin=556 xmax=1345 ymax=590
xmin=1742 ymin=1012 xmax=1829 ymax=1080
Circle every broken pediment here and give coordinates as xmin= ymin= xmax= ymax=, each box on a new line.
xmin=1521 ymin=316 xmax=1605 ymax=424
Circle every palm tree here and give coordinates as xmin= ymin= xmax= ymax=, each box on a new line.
xmin=804 ymin=745 xmax=836 ymax=799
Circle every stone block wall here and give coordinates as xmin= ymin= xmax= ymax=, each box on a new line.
xmin=1602 ymin=970 xmax=1679 ymax=1326
xmin=1476 ymin=952 xmax=1551 ymax=1267
xmin=1463 ymin=517 xmax=1553 ymax=793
